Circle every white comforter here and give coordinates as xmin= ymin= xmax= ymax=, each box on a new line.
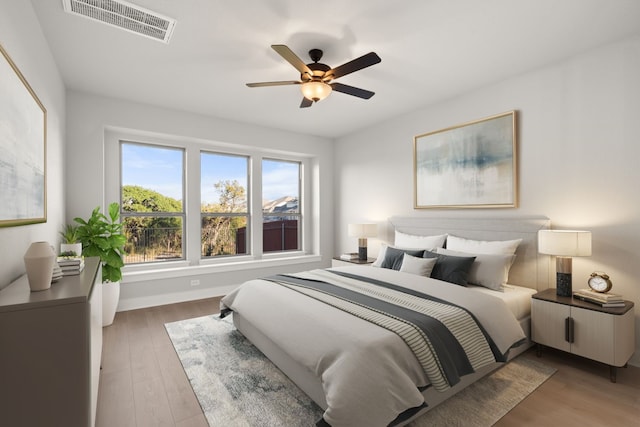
xmin=220 ymin=266 xmax=526 ymax=427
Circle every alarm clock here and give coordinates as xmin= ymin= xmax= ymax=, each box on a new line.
xmin=588 ymin=272 xmax=612 ymax=293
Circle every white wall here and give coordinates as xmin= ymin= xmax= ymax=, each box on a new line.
xmin=65 ymin=91 xmax=334 ymax=309
xmin=334 ymin=35 xmax=640 ymax=366
xmin=0 ymin=1 xmax=66 ymax=289
xmin=5 ymin=0 xmax=637 ymax=367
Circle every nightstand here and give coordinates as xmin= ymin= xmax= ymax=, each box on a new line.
xmin=331 ymin=257 xmax=375 ymax=268
xmin=531 ymin=288 xmax=635 ymax=382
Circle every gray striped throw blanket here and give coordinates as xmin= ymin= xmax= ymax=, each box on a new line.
xmin=264 ymin=269 xmax=503 ymax=392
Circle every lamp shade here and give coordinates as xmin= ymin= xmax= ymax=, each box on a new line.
xmin=300 ymin=81 xmax=332 ymax=102
xmin=538 ymin=230 xmax=592 ymax=257
xmin=348 ymin=223 xmax=378 ymax=238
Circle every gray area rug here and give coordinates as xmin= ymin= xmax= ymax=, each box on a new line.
xmin=165 ymin=315 xmax=556 ymax=427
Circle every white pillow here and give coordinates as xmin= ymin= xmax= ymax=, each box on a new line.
xmin=436 ymin=247 xmax=516 ymax=291
xmin=399 ymin=254 xmax=437 ymax=277
xmin=371 ymin=244 xmax=388 ymax=267
xmin=394 ymin=231 xmax=447 ymax=250
xmin=446 ymin=235 xmax=522 ymax=255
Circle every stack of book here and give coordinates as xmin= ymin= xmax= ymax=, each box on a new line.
xmin=573 ymin=288 xmax=625 ymax=308
xmin=340 ymin=252 xmax=359 ymax=261
xmin=57 ymin=256 xmax=85 ymax=276
xmin=51 ymin=261 xmax=63 ymax=283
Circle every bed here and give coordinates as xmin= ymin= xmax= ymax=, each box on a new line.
xmin=220 ymin=216 xmax=551 ymax=426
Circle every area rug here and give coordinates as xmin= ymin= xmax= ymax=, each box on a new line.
xmin=165 ymin=315 xmax=556 ymax=427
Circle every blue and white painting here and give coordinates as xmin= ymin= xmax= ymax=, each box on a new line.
xmin=414 ymin=112 xmax=516 ymax=208
xmin=0 ymin=44 xmax=46 ymax=226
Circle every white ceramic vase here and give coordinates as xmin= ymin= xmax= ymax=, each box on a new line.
xmin=102 ymin=280 xmax=120 ymax=326
xmin=24 ymin=241 xmax=56 ymax=292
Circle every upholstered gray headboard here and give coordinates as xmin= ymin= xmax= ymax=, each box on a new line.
xmin=388 ymin=216 xmax=551 ymax=290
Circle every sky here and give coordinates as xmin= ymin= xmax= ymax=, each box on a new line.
xmin=121 ymin=143 xmax=299 ymax=205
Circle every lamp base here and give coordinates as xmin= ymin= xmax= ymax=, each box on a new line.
xmin=357 ymin=238 xmax=368 ymax=260
xmin=358 ymin=246 xmax=367 ymax=261
xmin=556 ymin=272 xmax=572 ymax=297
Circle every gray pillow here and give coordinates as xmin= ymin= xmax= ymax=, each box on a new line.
xmin=423 ymin=250 xmax=476 ymax=286
xmin=381 ymin=247 xmax=425 ymax=270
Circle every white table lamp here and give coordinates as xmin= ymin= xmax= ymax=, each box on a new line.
xmin=538 ymin=229 xmax=592 ymax=296
xmin=348 ymin=223 xmax=377 ymax=261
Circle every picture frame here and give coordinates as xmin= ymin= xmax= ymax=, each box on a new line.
xmin=0 ymin=43 xmax=47 ymax=227
xmin=414 ymin=111 xmax=517 ymax=209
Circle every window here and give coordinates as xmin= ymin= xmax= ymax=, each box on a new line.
xmin=120 ymin=142 xmax=184 ymax=264
xmin=109 ymin=132 xmax=312 ymax=271
xmin=262 ymin=159 xmax=301 ymax=253
xmin=201 ymin=152 xmax=249 ymax=257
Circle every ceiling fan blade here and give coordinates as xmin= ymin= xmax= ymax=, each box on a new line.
xmin=246 ymin=81 xmax=301 ymax=87
xmin=331 ymin=82 xmax=375 ymax=99
xmin=328 ymin=52 xmax=381 ymax=80
xmin=271 ymin=45 xmax=312 ymax=77
xmin=300 ymin=97 xmax=313 ymax=108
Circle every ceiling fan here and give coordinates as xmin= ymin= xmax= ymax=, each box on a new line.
xmin=246 ymin=44 xmax=381 ymax=108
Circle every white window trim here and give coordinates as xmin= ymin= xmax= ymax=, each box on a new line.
xmin=123 ymin=253 xmax=322 ymax=283
xmin=104 ymin=127 xmax=316 ymax=282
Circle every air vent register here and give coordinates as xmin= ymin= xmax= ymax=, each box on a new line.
xmin=62 ymin=0 xmax=176 ymax=43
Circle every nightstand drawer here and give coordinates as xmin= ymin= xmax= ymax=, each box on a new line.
xmin=571 ymin=307 xmax=634 ymax=366
xmin=531 ymin=297 xmax=570 ymax=352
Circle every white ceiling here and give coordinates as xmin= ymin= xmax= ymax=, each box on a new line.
xmin=30 ymin=0 xmax=640 ymax=139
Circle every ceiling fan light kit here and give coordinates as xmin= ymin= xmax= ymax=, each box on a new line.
xmin=300 ymin=81 xmax=332 ymax=102
xmin=247 ymin=44 xmax=381 ymax=108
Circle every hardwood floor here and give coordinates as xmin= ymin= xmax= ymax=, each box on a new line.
xmin=96 ymin=298 xmax=640 ymax=426
xmin=497 ymin=348 xmax=640 ymax=426
xmin=96 ymin=298 xmax=222 ymax=427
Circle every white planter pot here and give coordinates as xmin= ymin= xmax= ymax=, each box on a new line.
xmin=60 ymin=242 xmax=83 ymax=257
xmin=23 ymin=242 xmax=56 ymax=292
xmin=102 ymin=280 xmax=120 ymax=327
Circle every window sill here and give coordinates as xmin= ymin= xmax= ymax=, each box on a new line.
xmin=121 ymin=253 xmax=323 ymax=284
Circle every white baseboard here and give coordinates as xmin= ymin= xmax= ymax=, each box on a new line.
xmin=115 ymin=284 xmax=239 ymax=312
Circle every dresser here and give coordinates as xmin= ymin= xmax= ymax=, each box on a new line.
xmin=0 ymin=257 xmax=102 ymax=427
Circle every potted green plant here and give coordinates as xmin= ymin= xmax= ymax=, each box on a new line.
xmin=74 ymin=202 xmax=127 ymax=326
xmin=58 ymin=224 xmax=82 ymax=256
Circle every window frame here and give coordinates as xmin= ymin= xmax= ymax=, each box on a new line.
xmin=200 ymin=149 xmax=251 ymax=259
xmin=120 ymin=141 xmax=186 ymax=265
xmin=262 ymin=157 xmax=302 ymax=254
xmin=104 ymin=129 xmax=315 ymax=277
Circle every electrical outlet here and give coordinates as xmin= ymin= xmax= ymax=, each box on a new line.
xmin=190 ymin=279 xmax=200 ymax=287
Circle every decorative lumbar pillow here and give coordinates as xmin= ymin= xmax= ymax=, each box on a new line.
xmin=380 ymin=246 xmax=425 ymax=270
xmin=399 ymin=254 xmax=437 ymax=277
xmin=446 ymin=235 xmax=522 ymax=255
xmin=372 ymin=244 xmax=425 ymax=269
xmin=436 ymin=247 xmax=516 ymax=291
xmin=394 ymin=231 xmax=447 ymax=250
xmin=423 ymin=250 xmax=476 ymax=286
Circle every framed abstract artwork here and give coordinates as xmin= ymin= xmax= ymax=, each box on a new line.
xmin=414 ymin=111 xmax=517 ymax=209
xmin=0 ymin=43 xmax=47 ymax=227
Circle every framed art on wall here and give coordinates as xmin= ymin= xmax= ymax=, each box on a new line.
xmin=414 ymin=111 xmax=517 ymax=209
xmin=0 ymin=43 xmax=47 ymax=227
